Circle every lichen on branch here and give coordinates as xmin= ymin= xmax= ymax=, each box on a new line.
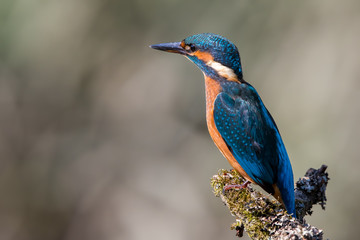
xmin=211 ymin=165 xmax=329 ymax=239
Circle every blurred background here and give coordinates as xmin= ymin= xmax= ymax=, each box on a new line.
xmin=0 ymin=0 xmax=359 ymax=239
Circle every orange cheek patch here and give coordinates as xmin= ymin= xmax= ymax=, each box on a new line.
xmin=193 ymin=50 xmax=214 ymax=62
xmin=193 ymin=51 xmax=239 ymax=82
xmin=180 ymin=41 xmax=186 ymax=48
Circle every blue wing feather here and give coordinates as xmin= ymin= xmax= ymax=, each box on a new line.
xmin=214 ymin=91 xmax=277 ymax=188
xmin=213 ymin=83 xmax=296 ymax=216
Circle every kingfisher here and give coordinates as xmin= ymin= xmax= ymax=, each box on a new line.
xmin=150 ymin=33 xmax=296 ymax=217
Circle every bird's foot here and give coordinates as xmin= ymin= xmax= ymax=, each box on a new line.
xmin=223 ymin=180 xmax=251 ymax=194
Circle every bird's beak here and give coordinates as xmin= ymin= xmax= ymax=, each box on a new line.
xmin=150 ymin=42 xmax=186 ymax=55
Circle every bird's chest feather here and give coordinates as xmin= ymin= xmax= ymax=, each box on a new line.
xmin=204 ymin=76 xmax=221 ymax=125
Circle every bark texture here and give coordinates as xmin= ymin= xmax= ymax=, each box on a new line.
xmin=211 ymin=165 xmax=329 ymax=239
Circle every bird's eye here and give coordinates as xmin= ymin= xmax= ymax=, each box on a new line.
xmin=185 ymin=44 xmax=196 ymax=52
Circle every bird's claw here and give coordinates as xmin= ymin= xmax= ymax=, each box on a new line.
xmin=222 ymin=180 xmax=251 ymax=194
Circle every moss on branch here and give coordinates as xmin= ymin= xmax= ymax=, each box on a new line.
xmin=211 ymin=165 xmax=329 ymax=239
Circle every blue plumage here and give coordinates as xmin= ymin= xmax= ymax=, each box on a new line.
xmin=214 ymin=82 xmax=296 ymax=216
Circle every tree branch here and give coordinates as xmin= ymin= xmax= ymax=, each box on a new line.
xmin=211 ymin=165 xmax=329 ymax=239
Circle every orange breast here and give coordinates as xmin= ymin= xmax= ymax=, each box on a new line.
xmin=204 ymin=76 xmax=254 ymax=183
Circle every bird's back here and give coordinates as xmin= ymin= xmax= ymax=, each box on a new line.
xmin=207 ymin=79 xmax=296 ymax=216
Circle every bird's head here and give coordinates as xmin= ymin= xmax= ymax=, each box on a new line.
xmin=151 ymin=33 xmax=243 ymax=82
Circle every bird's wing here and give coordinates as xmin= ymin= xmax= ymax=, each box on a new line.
xmin=213 ymin=91 xmax=280 ymax=193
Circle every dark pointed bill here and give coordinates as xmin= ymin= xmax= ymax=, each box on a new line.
xmin=150 ymin=42 xmax=186 ymax=55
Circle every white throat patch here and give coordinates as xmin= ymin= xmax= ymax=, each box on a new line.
xmin=206 ymin=60 xmax=238 ymax=81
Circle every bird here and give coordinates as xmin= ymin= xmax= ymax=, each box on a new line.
xmin=150 ymin=33 xmax=296 ymax=217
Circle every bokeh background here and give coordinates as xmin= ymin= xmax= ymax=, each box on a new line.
xmin=0 ymin=0 xmax=359 ymax=239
